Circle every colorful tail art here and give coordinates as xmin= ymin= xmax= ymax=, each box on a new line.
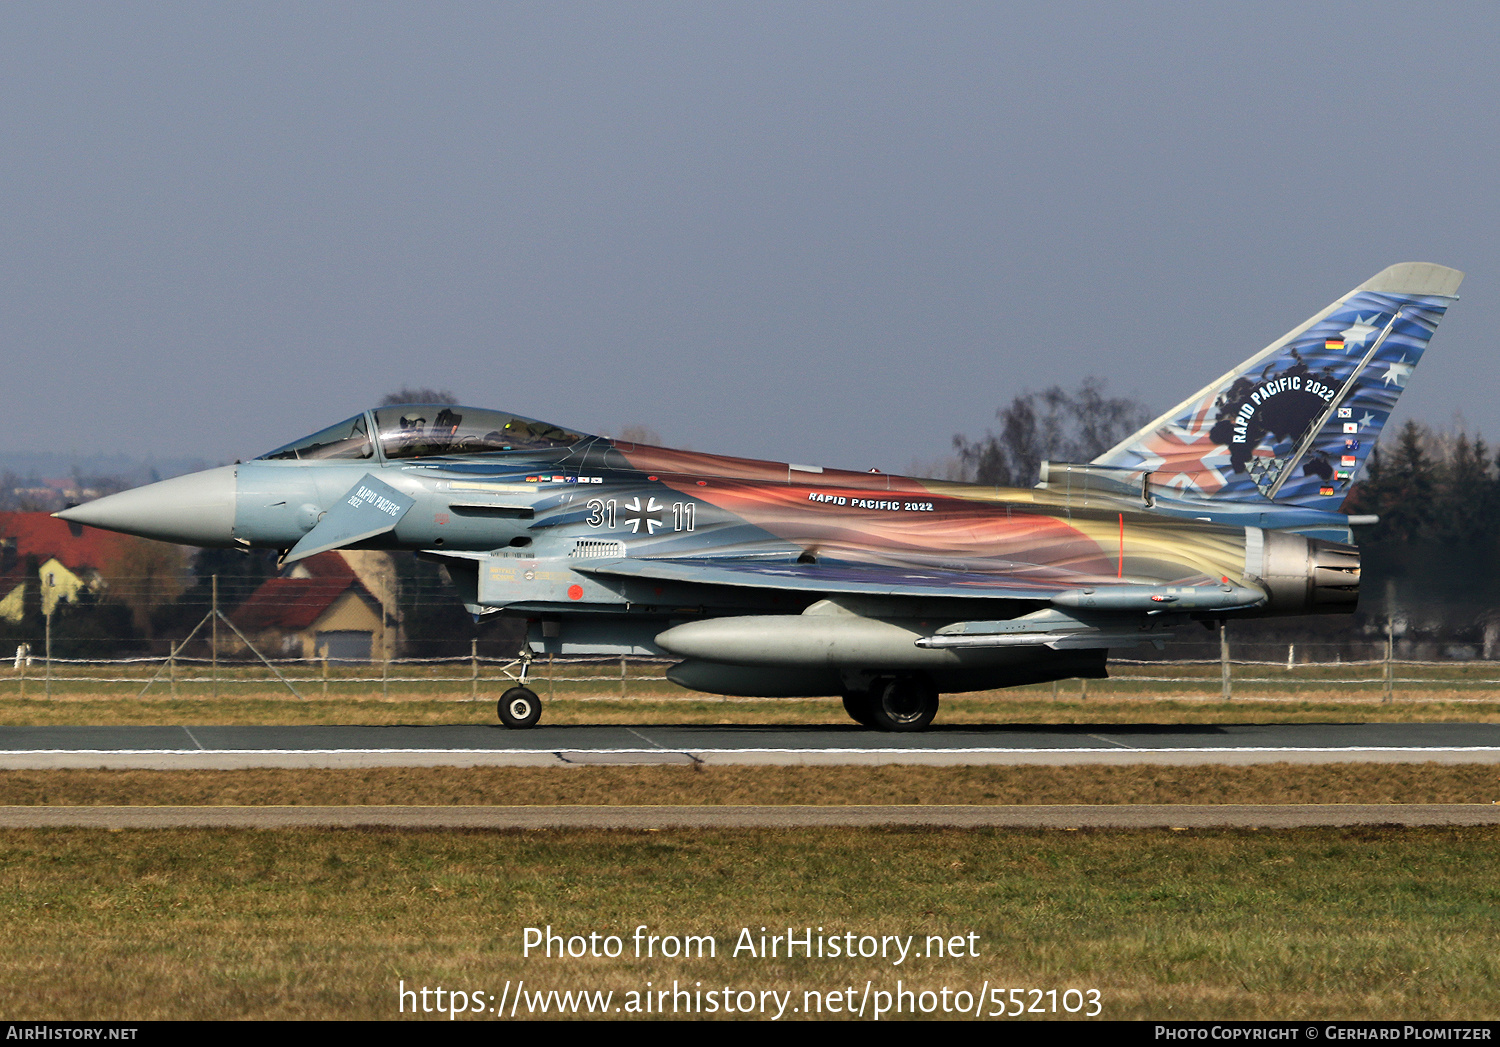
xmin=1092 ymin=263 xmax=1463 ymax=512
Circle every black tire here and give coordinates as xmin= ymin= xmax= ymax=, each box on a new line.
xmin=498 ymin=686 xmax=542 ymax=729
xmin=841 ymin=690 xmax=875 ymax=728
xmin=868 ymin=676 xmax=939 ymax=732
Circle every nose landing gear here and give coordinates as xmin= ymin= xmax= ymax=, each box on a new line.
xmin=498 ymin=686 xmax=542 ymax=729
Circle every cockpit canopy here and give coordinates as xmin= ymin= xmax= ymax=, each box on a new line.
xmin=257 ymin=406 xmax=589 ymax=462
xmin=373 ymin=406 xmax=586 ymax=459
xmin=258 ymin=413 xmax=373 ymax=461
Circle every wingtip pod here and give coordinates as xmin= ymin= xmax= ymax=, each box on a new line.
xmin=1090 ymin=263 xmax=1463 ymax=514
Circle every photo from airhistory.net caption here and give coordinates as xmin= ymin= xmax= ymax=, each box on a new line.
xmin=395 ymin=922 xmax=1094 ymax=1020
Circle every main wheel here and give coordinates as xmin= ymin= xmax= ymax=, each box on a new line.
xmin=498 ymin=686 xmax=542 ymax=728
xmin=841 ymin=690 xmax=876 ymax=728
xmin=868 ymin=676 xmax=939 ymax=732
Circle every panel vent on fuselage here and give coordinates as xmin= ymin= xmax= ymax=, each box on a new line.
xmin=570 ymin=539 xmax=627 ymax=559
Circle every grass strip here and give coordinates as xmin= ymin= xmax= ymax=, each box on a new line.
xmin=2 ymin=763 xmax=1497 ymax=807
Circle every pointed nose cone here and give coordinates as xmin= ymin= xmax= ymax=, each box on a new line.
xmin=54 ymin=465 xmax=237 ymax=547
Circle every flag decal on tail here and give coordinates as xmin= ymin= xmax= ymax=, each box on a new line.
xmin=1091 ymin=263 xmax=1463 ymax=512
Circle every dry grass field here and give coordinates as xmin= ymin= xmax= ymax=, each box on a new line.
xmin=3 ymin=661 xmax=1498 ymax=1021
xmin=0 ymin=765 xmax=1495 ymax=1020
xmin=0 ymin=762 xmax=1496 ymax=807
xmin=1 ymin=825 xmax=1498 ymax=1020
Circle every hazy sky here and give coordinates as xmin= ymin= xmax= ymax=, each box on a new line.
xmin=6 ymin=2 xmax=1497 ymax=474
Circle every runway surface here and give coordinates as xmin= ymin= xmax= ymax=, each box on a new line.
xmin=0 ymin=722 xmax=1497 ymax=768
xmin=0 ymin=803 xmax=1497 ymax=829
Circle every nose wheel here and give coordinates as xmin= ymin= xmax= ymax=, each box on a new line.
xmin=498 ymin=686 xmax=542 ymax=729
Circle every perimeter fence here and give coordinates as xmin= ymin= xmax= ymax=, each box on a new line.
xmin=6 ymin=640 xmax=1500 ymax=703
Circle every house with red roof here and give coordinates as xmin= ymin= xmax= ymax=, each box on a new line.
xmin=229 ymin=551 xmax=400 ymax=662
xmin=0 ymin=511 xmax=142 ymax=621
xmin=0 ymin=511 xmax=401 ymax=660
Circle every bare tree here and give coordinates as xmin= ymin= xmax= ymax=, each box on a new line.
xmin=617 ymin=424 xmax=662 ymax=445
xmin=96 ymin=540 xmax=190 ymax=640
xmin=953 ymin=378 xmax=1151 ymax=487
xmin=378 ymin=388 xmax=459 ymax=406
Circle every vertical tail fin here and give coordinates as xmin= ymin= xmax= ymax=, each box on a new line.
xmin=1092 ymin=263 xmax=1463 ymax=511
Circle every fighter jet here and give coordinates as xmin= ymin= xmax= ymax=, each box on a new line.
xmin=58 ymin=262 xmax=1462 ymax=731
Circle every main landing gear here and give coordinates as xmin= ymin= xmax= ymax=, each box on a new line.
xmin=498 ymin=686 xmax=542 ymax=729
xmin=842 ymin=676 xmax=940 ymax=732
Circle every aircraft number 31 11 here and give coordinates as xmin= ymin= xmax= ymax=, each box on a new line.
xmin=586 ymin=497 xmax=697 ymax=534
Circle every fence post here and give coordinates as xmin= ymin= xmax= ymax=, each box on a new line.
xmin=1220 ymin=620 xmax=1231 ymax=700
xmin=548 ymin=653 xmax=554 ymax=700
xmin=211 ymin=574 xmax=219 ymax=700
xmin=382 ymin=649 xmax=389 ymax=700
xmin=322 ymin=651 xmax=329 ymax=698
xmin=169 ymin=640 xmax=177 ymax=698
xmin=44 ymin=608 xmax=52 ymax=699
xmin=18 ymin=644 xmax=25 ymax=700
xmin=620 ymin=655 xmax=628 ymax=697
xmin=1384 ymin=616 xmax=1394 ymax=703
xmin=1051 ymin=679 xmax=1059 ymax=701
xmin=1080 ymin=677 xmax=1088 ymax=700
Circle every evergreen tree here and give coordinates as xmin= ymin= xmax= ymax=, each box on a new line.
xmin=49 ymin=588 xmax=138 ymax=658
xmin=0 ymin=557 xmax=43 ymax=649
xmin=1372 ymin=421 xmax=1435 ymax=544
xmin=1434 ymin=432 xmax=1496 ymax=545
xmin=393 ymin=552 xmax=480 ymax=658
